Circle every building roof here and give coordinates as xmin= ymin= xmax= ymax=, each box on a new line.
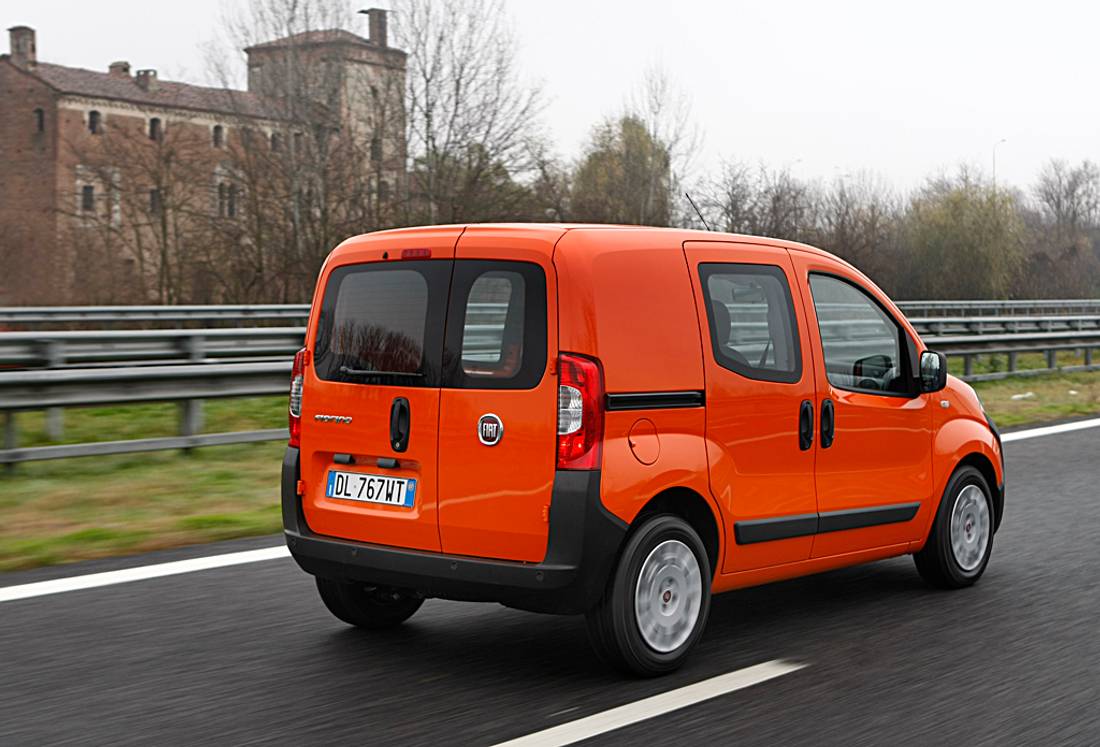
xmin=245 ymin=29 xmax=374 ymax=51
xmin=24 ymin=62 xmax=278 ymax=120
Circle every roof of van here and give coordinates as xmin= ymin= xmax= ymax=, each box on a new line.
xmin=335 ymin=223 xmax=831 ymax=259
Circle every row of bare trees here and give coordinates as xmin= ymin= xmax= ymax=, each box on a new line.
xmin=51 ymin=0 xmax=1100 ymax=304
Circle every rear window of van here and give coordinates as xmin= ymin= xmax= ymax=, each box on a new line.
xmin=312 ymin=259 xmax=547 ymax=390
xmin=312 ymin=261 xmax=451 ymax=387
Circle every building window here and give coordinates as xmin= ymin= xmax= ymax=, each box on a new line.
xmin=81 ymin=185 xmax=95 ymax=211
xmin=150 ymin=188 xmax=162 ymax=214
xmin=149 ymin=117 xmax=162 ymax=141
xmin=34 ymin=108 xmax=45 ymax=133
xmin=213 ymin=125 xmax=224 ymax=148
xmin=270 ymin=132 xmax=281 ymax=152
xmin=218 ymin=183 xmax=238 ymax=218
xmin=88 ymin=110 xmax=101 ymax=134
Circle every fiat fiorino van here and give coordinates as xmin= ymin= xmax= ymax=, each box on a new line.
xmin=282 ymin=224 xmax=1004 ymax=676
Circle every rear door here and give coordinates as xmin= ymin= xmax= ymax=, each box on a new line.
xmin=684 ymin=242 xmax=820 ymax=574
xmin=436 ymin=231 xmax=557 ymax=562
xmin=299 ymin=229 xmax=459 ymax=552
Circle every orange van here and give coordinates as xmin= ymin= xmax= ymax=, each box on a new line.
xmin=282 ymin=224 xmax=1004 ymax=675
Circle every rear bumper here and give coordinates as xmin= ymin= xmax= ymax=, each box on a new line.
xmin=281 ymin=448 xmax=627 ymax=614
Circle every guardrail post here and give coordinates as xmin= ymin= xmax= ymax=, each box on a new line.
xmin=179 ymin=336 xmax=205 ymax=449
xmin=1007 ymin=351 xmax=1017 ymax=374
xmin=3 ymin=413 xmax=14 ymax=474
xmin=1046 ymin=349 xmax=1056 ymax=371
xmin=43 ymin=340 xmax=65 ymax=441
xmin=1085 ymin=347 xmax=1093 ymax=367
xmin=963 ymin=355 xmax=973 ymax=378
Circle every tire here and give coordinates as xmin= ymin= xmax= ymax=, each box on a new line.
xmin=914 ymin=465 xmax=995 ymax=589
xmin=585 ymin=515 xmax=712 ymax=677
xmin=315 ymin=578 xmax=424 ymax=629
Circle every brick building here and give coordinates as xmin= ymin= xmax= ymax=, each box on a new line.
xmin=0 ymin=11 xmax=406 ymax=304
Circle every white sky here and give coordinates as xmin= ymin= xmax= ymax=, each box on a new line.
xmin=6 ymin=0 xmax=1099 ymax=193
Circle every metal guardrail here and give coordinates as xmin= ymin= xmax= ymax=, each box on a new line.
xmin=5 ymin=315 xmax=1100 ymax=370
xmin=3 ymin=299 xmax=1099 ymax=327
xmin=0 ymin=362 xmax=290 ymax=465
xmin=0 ymin=304 xmax=309 ymax=326
xmin=898 ymin=299 xmax=1100 ymax=317
xmin=0 ymin=328 xmax=305 ymax=368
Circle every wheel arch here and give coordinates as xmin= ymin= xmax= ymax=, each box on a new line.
xmin=956 ymin=452 xmax=1003 ymax=532
xmin=633 ymin=486 xmax=721 ymax=576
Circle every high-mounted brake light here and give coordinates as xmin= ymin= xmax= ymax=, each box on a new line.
xmin=401 ymin=248 xmax=432 ymax=259
xmin=557 ymin=353 xmax=604 ymax=470
xmin=288 ymin=347 xmax=309 ymax=448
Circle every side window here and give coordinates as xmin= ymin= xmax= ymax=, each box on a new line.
xmin=444 ymin=261 xmax=547 ymax=390
xmin=700 ymin=263 xmax=802 ymax=384
xmin=809 ymin=274 xmax=911 ymax=395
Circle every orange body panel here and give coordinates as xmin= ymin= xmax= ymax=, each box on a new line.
xmin=787 ymin=249 xmax=935 ymax=557
xmin=299 ymin=226 xmax=465 ymax=551
xmin=683 ymin=242 xmax=819 ymax=573
xmin=296 ymin=222 xmax=1003 ymax=600
xmin=554 ymin=228 xmax=705 ymax=393
xmin=436 ymin=226 xmax=563 ymax=561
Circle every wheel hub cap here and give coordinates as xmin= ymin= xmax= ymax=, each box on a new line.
xmin=950 ymin=484 xmax=990 ymax=572
xmin=634 ymin=539 xmax=702 ymax=653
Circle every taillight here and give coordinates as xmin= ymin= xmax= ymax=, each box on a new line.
xmin=288 ymin=347 xmax=309 ymax=448
xmin=557 ymin=353 xmax=604 ymax=470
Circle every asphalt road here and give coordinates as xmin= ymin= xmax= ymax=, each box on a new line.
xmin=2 ymin=425 xmax=1098 ymax=746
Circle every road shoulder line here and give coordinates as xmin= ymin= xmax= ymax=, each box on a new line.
xmin=491 ymin=660 xmax=806 ymax=747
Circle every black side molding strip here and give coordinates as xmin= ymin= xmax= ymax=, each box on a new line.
xmin=735 ymin=513 xmax=818 ymax=544
xmin=605 ymin=391 xmax=705 ymax=411
xmin=734 ymin=502 xmax=922 ymax=545
xmin=817 ymin=502 xmax=920 ymax=533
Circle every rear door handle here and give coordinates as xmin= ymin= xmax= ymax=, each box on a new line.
xmin=820 ymin=398 xmax=835 ymax=448
xmin=798 ymin=399 xmax=814 ymax=451
xmin=390 ymin=397 xmax=410 ymax=452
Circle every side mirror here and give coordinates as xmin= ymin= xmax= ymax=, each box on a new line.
xmin=920 ymin=350 xmax=948 ymax=393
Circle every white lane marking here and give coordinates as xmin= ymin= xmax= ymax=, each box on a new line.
xmin=0 ymin=416 xmax=1095 ymax=604
xmin=0 ymin=546 xmax=290 ymax=603
xmin=492 ymin=659 xmax=806 ymax=747
xmin=1001 ymin=416 xmax=1100 ymax=443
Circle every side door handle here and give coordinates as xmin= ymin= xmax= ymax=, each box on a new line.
xmin=390 ymin=397 xmax=410 ymax=452
xmin=820 ymin=398 xmax=835 ymax=449
xmin=798 ymin=399 xmax=814 ymax=451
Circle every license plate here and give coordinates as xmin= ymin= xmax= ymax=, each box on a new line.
xmin=325 ymin=470 xmax=416 ymax=508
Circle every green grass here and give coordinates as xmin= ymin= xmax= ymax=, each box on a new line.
xmin=0 ymin=442 xmax=285 ymax=571
xmin=10 ymin=396 xmax=287 ymax=448
xmin=971 ymin=371 xmax=1100 ymax=428
xmin=0 ymin=396 xmax=287 ymax=571
xmin=1 ymin=374 xmax=1099 ymax=572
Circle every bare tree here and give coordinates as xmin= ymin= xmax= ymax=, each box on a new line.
xmin=628 ymin=66 xmax=701 ymax=226
xmin=395 ymin=0 xmax=544 ymax=223
xmin=206 ymin=0 xmax=396 ymax=301
xmin=701 ymin=161 xmax=814 ymax=239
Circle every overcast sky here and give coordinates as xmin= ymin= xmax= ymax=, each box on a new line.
xmin=6 ymin=0 xmax=1098 ymax=193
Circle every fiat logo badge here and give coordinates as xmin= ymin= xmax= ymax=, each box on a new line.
xmin=477 ymin=414 xmax=504 ymax=446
